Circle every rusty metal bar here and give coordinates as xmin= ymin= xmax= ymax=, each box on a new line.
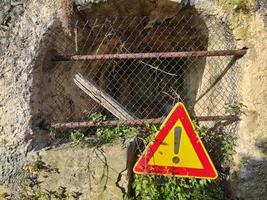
xmin=50 ymin=115 xmax=239 ymax=129
xmin=53 ymin=49 xmax=247 ymax=61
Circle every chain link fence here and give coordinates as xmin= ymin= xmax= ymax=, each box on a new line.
xmin=49 ymin=15 xmax=242 ymax=122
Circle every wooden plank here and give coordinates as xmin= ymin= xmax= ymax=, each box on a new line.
xmin=74 ymin=73 xmax=135 ymax=120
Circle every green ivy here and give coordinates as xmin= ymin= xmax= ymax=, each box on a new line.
xmin=70 ymin=129 xmax=84 ymax=143
xmin=132 ymin=175 xmax=226 ymax=200
xmin=88 ymin=112 xmax=106 ymax=123
xmin=96 ymin=126 xmax=137 ymax=144
xmin=19 ymin=186 xmax=79 ymax=200
xmin=232 ymin=0 xmax=250 ymax=10
xmin=220 ymin=135 xmax=237 ymax=163
xmin=143 ymin=124 xmax=160 ymax=144
xmin=224 ymin=101 xmax=247 ymax=115
xmin=0 ymin=192 xmax=9 ymax=199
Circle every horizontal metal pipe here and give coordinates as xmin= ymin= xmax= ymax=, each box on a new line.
xmin=53 ymin=49 xmax=247 ymax=61
xmin=50 ymin=115 xmax=239 ymax=129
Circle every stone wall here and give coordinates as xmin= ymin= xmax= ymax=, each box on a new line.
xmin=26 ymin=143 xmax=127 ymax=200
xmin=195 ymin=1 xmax=267 ymax=198
xmin=0 ymin=0 xmax=27 ymax=56
xmin=0 ymin=0 xmax=61 ymax=187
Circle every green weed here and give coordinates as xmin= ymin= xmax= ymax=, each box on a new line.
xmin=143 ymin=124 xmax=160 ymax=144
xmin=132 ymin=175 xmax=226 ymax=200
xmin=88 ymin=112 xmax=106 ymax=123
xmin=70 ymin=129 xmax=85 ymax=143
xmin=220 ymin=135 xmax=237 ymax=163
xmin=96 ymin=126 xmax=137 ymax=144
xmin=224 ymin=101 xmax=247 ymax=115
xmin=0 ymin=192 xmax=10 ymax=199
xmin=232 ymin=0 xmax=252 ymax=11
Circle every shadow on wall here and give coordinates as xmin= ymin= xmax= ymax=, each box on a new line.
xmin=233 ymin=138 xmax=267 ymax=199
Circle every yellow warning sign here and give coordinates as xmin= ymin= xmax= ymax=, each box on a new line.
xmin=134 ymin=103 xmax=218 ymax=179
xmin=148 ymin=119 xmax=203 ymax=169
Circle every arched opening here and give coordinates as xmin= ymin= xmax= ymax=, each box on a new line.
xmin=28 ymin=4 xmax=209 ymax=149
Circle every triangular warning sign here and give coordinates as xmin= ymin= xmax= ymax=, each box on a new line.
xmin=134 ymin=103 xmax=218 ymax=179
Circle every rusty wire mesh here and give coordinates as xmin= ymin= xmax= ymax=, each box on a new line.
xmin=48 ymin=15 xmax=240 ymax=123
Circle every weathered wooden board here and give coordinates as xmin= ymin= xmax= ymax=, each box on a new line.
xmin=74 ymin=73 xmax=135 ymax=120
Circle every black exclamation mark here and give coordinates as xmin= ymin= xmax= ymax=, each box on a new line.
xmin=172 ymin=126 xmax=182 ymax=164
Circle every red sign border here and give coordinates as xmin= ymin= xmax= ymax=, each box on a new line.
xmin=134 ymin=103 xmax=218 ymax=179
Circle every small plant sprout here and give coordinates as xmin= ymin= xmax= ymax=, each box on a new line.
xmin=96 ymin=126 xmax=137 ymax=144
xmin=0 ymin=192 xmax=9 ymax=199
xmin=224 ymin=101 xmax=247 ymax=115
xmin=88 ymin=112 xmax=106 ymax=123
xmin=70 ymin=129 xmax=85 ymax=143
xmin=143 ymin=124 xmax=160 ymax=144
xmin=192 ymin=120 xmax=209 ymax=138
xmin=232 ymin=0 xmax=250 ymax=11
xmin=220 ymin=135 xmax=237 ymax=163
xmin=196 ymin=124 xmax=209 ymax=137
